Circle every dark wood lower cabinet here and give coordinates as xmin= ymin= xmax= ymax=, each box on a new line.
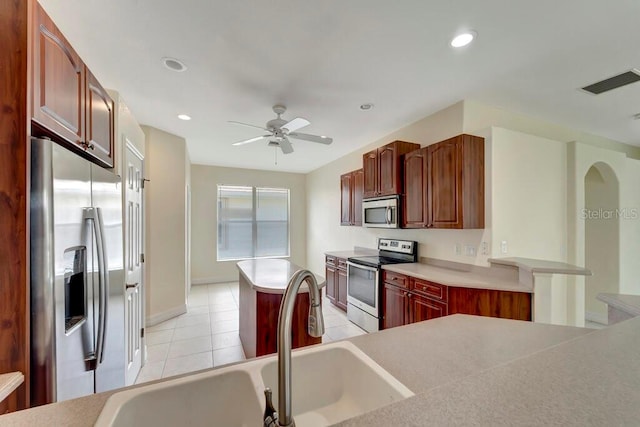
xmin=336 ymin=268 xmax=348 ymax=311
xmin=410 ymin=293 xmax=447 ymax=323
xmin=448 ymin=287 xmax=532 ymax=321
xmin=324 ymin=255 xmax=348 ymax=312
xmin=383 ymin=284 xmax=407 ymax=329
xmin=382 ymin=271 xmax=533 ymax=329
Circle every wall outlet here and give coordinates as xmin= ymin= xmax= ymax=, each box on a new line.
xmin=454 ymin=244 xmax=461 ymax=255
xmin=464 ymin=245 xmax=476 ymax=257
xmin=501 ymin=240 xmax=508 ymax=254
xmin=481 ymin=241 xmax=489 ymax=255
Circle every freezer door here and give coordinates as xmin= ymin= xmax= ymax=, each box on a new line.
xmin=91 ymin=164 xmax=126 ymax=393
xmin=31 ymin=138 xmax=96 ymax=405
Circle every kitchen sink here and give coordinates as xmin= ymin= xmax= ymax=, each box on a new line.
xmin=95 ymin=341 xmax=413 ymax=427
xmin=261 ymin=341 xmax=414 ymax=426
xmin=94 ymin=368 xmax=263 ymax=427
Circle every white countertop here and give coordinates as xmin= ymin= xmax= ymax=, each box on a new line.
xmin=597 ymin=293 xmax=640 ymax=317
xmin=489 ymin=257 xmax=592 ymax=275
xmin=382 ymin=262 xmax=532 ymax=293
xmin=0 ymin=372 xmax=24 ymax=404
xmin=236 ymin=258 xmax=325 ymax=294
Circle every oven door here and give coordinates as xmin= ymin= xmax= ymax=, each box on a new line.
xmin=346 ymin=261 xmax=379 ymax=317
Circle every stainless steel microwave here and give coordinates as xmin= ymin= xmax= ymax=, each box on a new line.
xmin=362 ymin=196 xmax=399 ymax=228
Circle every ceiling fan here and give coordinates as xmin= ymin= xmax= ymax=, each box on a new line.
xmin=230 ymin=105 xmax=333 ymax=154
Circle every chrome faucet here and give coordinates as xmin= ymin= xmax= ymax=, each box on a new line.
xmin=263 ymin=269 xmax=325 ymax=427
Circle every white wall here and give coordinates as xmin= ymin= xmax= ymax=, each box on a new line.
xmin=190 ymin=165 xmax=307 ymax=283
xmin=142 ymin=126 xmax=189 ymax=324
xmin=489 ymin=127 xmax=567 ymax=261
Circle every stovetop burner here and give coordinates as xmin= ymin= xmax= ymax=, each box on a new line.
xmin=347 ymin=255 xmax=412 ymax=268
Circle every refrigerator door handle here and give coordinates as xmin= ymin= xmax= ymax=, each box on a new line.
xmin=84 ymin=207 xmax=109 ymax=365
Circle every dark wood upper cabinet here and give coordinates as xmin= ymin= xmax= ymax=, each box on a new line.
xmin=427 ymin=134 xmax=484 ymax=229
xmin=85 ymin=70 xmax=115 ymax=168
xmin=402 ymin=148 xmax=428 ymax=228
xmin=362 ymin=150 xmax=378 ymax=198
xmin=32 ymin=3 xmax=115 ymax=168
xmin=340 ymin=173 xmax=352 ymax=225
xmin=362 ymin=141 xmax=420 ymax=199
xmin=340 ymin=168 xmax=363 ymax=226
xmin=32 ymin=4 xmax=85 ymax=146
xmin=352 ymin=168 xmax=364 ymax=226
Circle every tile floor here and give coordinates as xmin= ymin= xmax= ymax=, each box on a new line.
xmin=136 ymin=281 xmax=366 ymax=384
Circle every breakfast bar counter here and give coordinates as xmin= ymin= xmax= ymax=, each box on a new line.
xmin=236 ymin=259 xmax=325 ymax=358
xmin=4 ymin=313 xmax=640 ymax=425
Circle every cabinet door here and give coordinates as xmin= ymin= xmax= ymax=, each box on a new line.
xmin=32 ymin=4 xmax=85 ymax=146
xmin=383 ymin=284 xmax=407 ymax=329
xmin=85 ymin=69 xmax=115 ymax=167
xmin=352 ymin=169 xmax=364 ymax=226
xmin=427 ymin=138 xmax=463 ymax=228
xmin=340 ymin=173 xmax=352 ymax=225
xmin=362 ymin=150 xmax=378 ymax=198
xmin=378 ymin=145 xmax=398 ymax=196
xmin=325 ymin=265 xmax=336 ymax=302
xmin=402 ymin=148 xmax=427 ymax=228
xmin=410 ymin=294 xmax=447 ymax=324
xmin=336 ymin=268 xmax=348 ymax=311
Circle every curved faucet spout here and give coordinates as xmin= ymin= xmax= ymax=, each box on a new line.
xmin=269 ymin=269 xmax=324 ymax=427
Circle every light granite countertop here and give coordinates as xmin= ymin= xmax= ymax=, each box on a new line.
xmin=0 ymin=372 xmax=24 ymax=404
xmin=597 ymin=293 xmax=640 ymax=317
xmin=237 ymin=258 xmax=325 ymax=294
xmin=489 ymin=257 xmax=592 ymax=276
xmin=0 ymin=314 xmax=605 ymax=426
xmin=383 ymin=262 xmax=532 ymax=293
xmin=324 ymin=249 xmax=376 ymax=259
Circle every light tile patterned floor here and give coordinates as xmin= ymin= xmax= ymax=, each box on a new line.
xmin=136 ymin=281 xmax=366 ymax=384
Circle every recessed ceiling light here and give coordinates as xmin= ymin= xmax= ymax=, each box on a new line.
xmin=162 ymin=57 xmax=187 ymax=72
xmin=177 ymin=114 xmax=191 ymax=121
xmin=360 ymin=103 xmax=374 ymax=110
xmin=451 ymin=31 xmax=476 ymax=48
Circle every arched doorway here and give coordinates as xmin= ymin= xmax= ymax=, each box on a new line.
xmin=584 ymin=162 xmax=619 ymax=325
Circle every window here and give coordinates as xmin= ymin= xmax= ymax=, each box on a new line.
xmin=217 ymin=185 xmax=290 ymax=261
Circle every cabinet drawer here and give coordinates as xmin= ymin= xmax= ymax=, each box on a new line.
xmin=325 ymin=256 xmax=336 ymax=267
xmin=337 ymin=258 xmax=347 ymax=270
xmin=383 ymin=271 xmax=409 ymax=289
xmin=412 ymin=279 xmax=447 ymax=302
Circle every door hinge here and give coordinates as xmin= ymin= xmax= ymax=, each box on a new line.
xmin=140 ymin=328 xmax=145 ymax=338
xmin=141 ymin=178 xmax=150 ymax=189
xmin=140 ymin=253 xmax=145 ymax=263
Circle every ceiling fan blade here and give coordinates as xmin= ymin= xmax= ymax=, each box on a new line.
xmin=232 ymin=135 xmax=270 ymax=146
xmin=279 ymin=137 xmax=294 ymax=154
xmin=282 ymin=117 xmax=310 ymax=133
xmin=228 ymin=120 xmax=269 ymax=131
xmin=288 ymin=132 xmax=333 ymax=144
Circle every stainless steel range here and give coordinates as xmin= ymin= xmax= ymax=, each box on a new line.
xmin=346 ymin=238 xmax=417 ymax=332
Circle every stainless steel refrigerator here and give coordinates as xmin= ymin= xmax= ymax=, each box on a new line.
xmin=30 ymin=137 xmax=125 ymax=406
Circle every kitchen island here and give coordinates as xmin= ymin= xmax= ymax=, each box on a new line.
xmin=4 ymin=314 xmax=640 ymax=425
xmin=237 ymin=259 xmax=325 ymax=358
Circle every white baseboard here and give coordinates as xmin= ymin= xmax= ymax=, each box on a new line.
xmin=191 ymin=277 xmax=235 ymax=285
xmin=585 ymin=311 xmax=608 ymax=325
xmin=146 ymin=304 xmax=187 ymax=327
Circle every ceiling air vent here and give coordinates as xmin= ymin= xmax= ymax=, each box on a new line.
xmin=581 ymin=69 xmax=640 ymax=95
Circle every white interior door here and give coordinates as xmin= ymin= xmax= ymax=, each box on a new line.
xmin=124 ymin=140 xmax=144 ymax=386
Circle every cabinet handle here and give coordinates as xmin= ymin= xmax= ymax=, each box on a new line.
xmin=80 ymin=141 xmax=95 ymax=150
xmin=408 ymin=293 xmax=412 ymax=298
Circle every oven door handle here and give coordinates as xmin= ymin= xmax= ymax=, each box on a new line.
xmin=347 ymin=261 xmax=379 ymax=273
